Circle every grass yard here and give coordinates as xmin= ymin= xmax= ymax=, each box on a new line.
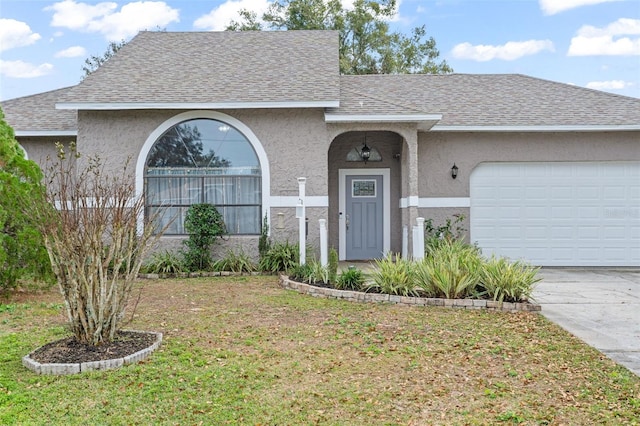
xmin=1 ymin=276 xmax=638 ymax=425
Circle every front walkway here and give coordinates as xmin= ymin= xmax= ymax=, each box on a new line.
xmin=533 ymin=269 xmax=640 ymax=376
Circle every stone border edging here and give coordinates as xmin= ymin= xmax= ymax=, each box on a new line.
xmin=279 ymin=275 xmax=541 ymax=313
xmin=22 ymin=330 xmax=163 ymax=375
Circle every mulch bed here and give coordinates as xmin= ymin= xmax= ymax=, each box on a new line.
xmin=29 ymin=331 xmax=157 ymax=364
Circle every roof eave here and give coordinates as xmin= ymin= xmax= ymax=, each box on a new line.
xmin=325 ymin=113 xmax=442 ymax=130
xmin=14 ymin=130 xmax=77 ymax=137
xmin=431 ymin=125 xmax=640 ymax=132
xmin=56 ymin=100 xmax=340 ymax=110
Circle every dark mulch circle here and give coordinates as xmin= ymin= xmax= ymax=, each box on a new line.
xmin=29 ymin=331 xmax=158 ymax=364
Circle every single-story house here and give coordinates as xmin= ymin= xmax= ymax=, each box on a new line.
xmin=3 ymin=30 xmax=639 ymax=266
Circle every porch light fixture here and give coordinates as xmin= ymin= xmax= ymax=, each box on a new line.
xmin=451 ymin=163 xmax=459 ymax=179
xmin=361 ymin=142 xmax=371 ymax=163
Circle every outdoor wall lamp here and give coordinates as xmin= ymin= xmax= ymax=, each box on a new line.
xmin=451 ymin=163 xmax=459 ymax=179
xmin=361 ymin=142 xmax=371 ymax=163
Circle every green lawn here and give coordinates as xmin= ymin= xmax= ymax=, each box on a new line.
xmin=1 ymin=276 xmax=638 ymax=425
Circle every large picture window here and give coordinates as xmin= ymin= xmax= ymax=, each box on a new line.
xmin=145 ymin=119 xmax=261 ymax=235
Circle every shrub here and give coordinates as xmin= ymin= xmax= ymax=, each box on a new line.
xmin=424 ymin=214 xmax=466 ymax=254
xmin=259 ymin=240 xmax=300 ymax=273
xmin=213 ymin=248 xmax=256 ymax=273
xmin=415 ymin=239 xmax=482 ymax=299
xmin=258 ymin=213 xmax=271 ymax=260
xmin=328 ymin=247 xmax=339 ymax=284
xmin=367 ymin=254 xmax=419 ymax=296
xmin=289 ymin=262 xmax=313 ymax=283
xmin=309 ymin=261 xmax=330 ymax=284
xmin=30 ymin=142 xmax=164 ymax=345
xmin=183 ymin=204 xmax=226 ymax=271
xmin=142 ymin=250 xmax=186 ymax=274
xmin=336 ymin=267 xmax=365 ymax=291
xmin=479 ymin=256 xmax=541 ymax=302
xmin=0 ymin=110 xmax=53 ymax=292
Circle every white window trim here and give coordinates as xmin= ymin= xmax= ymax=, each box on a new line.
xmin=135 ymin=110 xmax=271 ymax=232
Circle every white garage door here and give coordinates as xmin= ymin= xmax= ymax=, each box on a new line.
xmin=470 ymin=162 xmax=640 ymax=266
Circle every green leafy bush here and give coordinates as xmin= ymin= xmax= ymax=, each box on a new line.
xmin=367 ymin=254 xmax=419 ymax=296
xmin=183 ymin=204 xmax=226 ymax=271
xmin=0 ymin=109 xmax=53 ymax=292
xmin=142 ymin=250 xmax=186 ymax=274
xmin=289 ymin=262 xmax=313 ymax=283
xmin=213 ymin=248 xmax=256 ymax=273
xmin=328 ymin=247 xmax=339 ymax=284
xmin=259 ymin=240 xmax=300 ymax=273
xmin=424 ymin=214 xmax=466 ymax=254
xmin=335 ymin=267 xmax=365 ymax=291
xmin=479 ymin=256 xmax=541 ymax=302
xmin=289 ymin=260 xmax=330 ymax=284
xmin=415 ymin=239 xmax=482 ymax=299
xmin=258 ymin=213 xmax=271 ymax=260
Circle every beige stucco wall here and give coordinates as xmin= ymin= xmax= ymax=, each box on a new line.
xmin=73 ymin=109 xmax=640 ymax=259
xmin=416 ymin=130 xmax=640 ymax=236
xmin=17 ymin=136 xmax=76 ymax=168
xmin=77 ymin=108 xmax=331 ymax=256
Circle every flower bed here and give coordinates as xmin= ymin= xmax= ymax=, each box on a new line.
xmin=279 ymin=275 xmax=541 ymax=313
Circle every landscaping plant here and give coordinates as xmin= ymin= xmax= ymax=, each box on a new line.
xmin=480 ymin=256 xmax=541 ymax=302
xmin=0 ymin=109 xmax=53 ymax=292
xmin=328 ymin=247 xmax=339 ymax=284
xmin=368 ymin=254 xmax=419 ymax=296
xmin=182 ymin=203 xmax=226 ymax=271
xmin=416 ymin=239 xmax=483 ymax=299
xmin=259 ymin=240 xmax=300 ymax=273
xmin=29 ymin=142 xmax=163 ymax=345
xmin=213 ymin=248 xmax=256 ymax=273
xmin=142 ymin=250 xmax=186 ymax=275
xmin=258 ymin=213 xmax=271 ymax=261
xmin=335 ymin=266 xmax=366 ymax=291
xmin=424 ymin=214 xmax=466 ymax=254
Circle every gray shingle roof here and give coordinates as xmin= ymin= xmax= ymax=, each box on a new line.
xmin=332 ymin=74 xmax=640 ymax=127
xmin=1 ymin=87 xmax=76 ymax=134
xmin=59 ymin=30 xmax=340 ymax=106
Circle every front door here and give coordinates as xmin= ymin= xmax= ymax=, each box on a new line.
xmin=345 ymin=175 xmax=384 ymax=259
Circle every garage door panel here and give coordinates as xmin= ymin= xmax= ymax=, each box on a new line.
xmin=471 ymin=161 xmax=640 ymax=266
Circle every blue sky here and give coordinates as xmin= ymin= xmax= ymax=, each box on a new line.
xmin=1 ymin=0 xmax=639 ymax=101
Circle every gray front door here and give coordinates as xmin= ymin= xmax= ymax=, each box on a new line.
xmin=346 ymin=175 xmax=384 ymax=260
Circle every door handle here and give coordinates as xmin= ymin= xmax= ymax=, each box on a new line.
xmin=345 ymin=214 xmax=350 ymax=231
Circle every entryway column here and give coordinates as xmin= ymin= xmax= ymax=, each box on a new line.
xmin=405 ymin=131 xmax=420 ymax=256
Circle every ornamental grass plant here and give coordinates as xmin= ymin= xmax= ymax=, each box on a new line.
xmin=479 ymin=256 xmax=541 ymax=302
xmin=415 ymin=239 xmax=483 ymax=299
xmin=367 ymin=254 xmax=420 ymax=296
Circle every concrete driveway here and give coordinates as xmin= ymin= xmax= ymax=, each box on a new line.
xmin=533 ymin=269 xmax=640 ymax=376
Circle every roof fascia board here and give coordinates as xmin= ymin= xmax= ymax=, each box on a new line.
xmin=56 ymin=100 xmax=340 ymax=110
xmin=15 ymin=130 xmax=77 ymax=137
xmin=325 ymin=114 xmax=443 ymax=123
xmin=431 ymin=125 xmax=640 ymax=132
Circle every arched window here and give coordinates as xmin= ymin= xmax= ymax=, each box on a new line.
xmin=145 ymin=118 xmax=261 ymax=235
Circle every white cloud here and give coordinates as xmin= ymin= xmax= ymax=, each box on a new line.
xmin=586 ymin=80 xmax=634 ymax=90
xmin=55 ymin=45 xmax=87 ymax=58
xmin=568 ymin=18 xmax=640 ymax=56
xmin=46 ymin=0 xmax=179 ymax=40
xmin=0 ymin=60 xmax=54 ymax=78
xmin=539 ymin=0 xmax=619 ymax=15
xmin=194 ymin=0 xmax=271 ymax=31
xmin=451 ymin=40 xmax=555 ymax=61
xmin=0 ymin=19 xmax=41 ymax=52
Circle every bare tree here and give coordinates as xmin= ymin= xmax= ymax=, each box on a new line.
xmin=31 ymin=142 xmax=164 ymax=345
